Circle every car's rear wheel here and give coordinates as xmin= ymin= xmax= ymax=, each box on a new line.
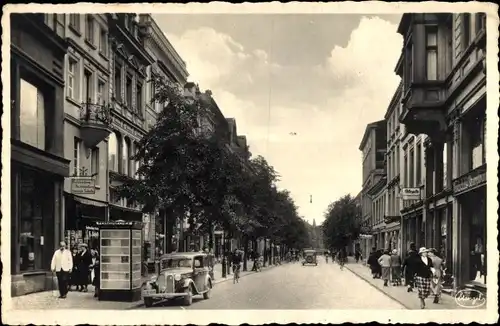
xmin=183 ymin=286 xmax=193 ymax=306
xmin=144 ymin=298 xmax=153 ymax=308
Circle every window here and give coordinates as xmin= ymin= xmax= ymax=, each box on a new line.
xmin=416 ymin=143 xmax=422 ymax=186
xmin=85 ymin=15 xmax=94 ymax=44
xmin=463 ymin=13 xmax=472 ymax=49
xmin=114 ymin=61 xmax=122 ymax=101
xmin=69 ymin=14 xmax=80 ymax=32
xmin=91 ymin=147 xmax=100 ymax=185
xmin=73 ymin=137 xmax=81 ymax=176
xmin=126 ymin=75 xmax=133 ymax=108
xmin=136 ymin=82 xmax=143 ymax=115
xmin=108 ymin=132 xmax=118 ymax=172
xmin=99 ymin=27 xmax=107 ymax=55
xmin=404 ymin=43 xmax=414 ymax=91
xmin=83 ymin=70 xmax=93 ymax=103
xmin=67 ymin=59 xmax=77 ymax=99
xmin=97 ymin=80 xmax=105 ymax=105
xmin=475 ymin=13 xmax=486 ymax=34
xmin=52 ymin=14 xmax=65 ymax=37
xmin=20 ymin=79 xmax=45 ymax=150
xmin=470 ymin=118 xmax=485 ymax=169
xmin=19 ymin=169 xmax=47 ymax=272
xmin=122 ymin=138 xmax=129 ymax=176
xmin=426 ymin=28 xmax=438 ymax=80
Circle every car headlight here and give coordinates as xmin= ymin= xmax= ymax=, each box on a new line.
xmin=174 ymin=274 xmax=181 ymax=281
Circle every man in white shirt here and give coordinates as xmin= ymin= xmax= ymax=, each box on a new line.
xmin=51 ymin=241 xmax=73 ymax=298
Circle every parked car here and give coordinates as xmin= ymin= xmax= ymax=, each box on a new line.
xmin=302 ymin=249 xmax=318 ymax=266
xmin=142 ymin=252 xmax=214 ymax=307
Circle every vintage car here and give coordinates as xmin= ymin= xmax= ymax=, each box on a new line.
xmin=302 ymin=249 xmax=318 ymax=266
xmin=142 ymin=252 xmax=214 ymax=307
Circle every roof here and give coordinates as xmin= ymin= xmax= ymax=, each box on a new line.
xmin=383 ymin=82 xmax=403 ymax=119
xmin=358 ymin=120 xmax=386 ymax=151
xmin=397 ymin=13 xmax=412 ymax=35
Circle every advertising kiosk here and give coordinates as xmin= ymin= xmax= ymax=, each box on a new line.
xmin=96 ymin=221 xmax=143 ymax=302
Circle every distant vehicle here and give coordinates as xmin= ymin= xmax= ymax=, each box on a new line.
xmin=302 ymin=249 xmax=318 ymax=266
xmin=142 ymin=252 xmax=214 ymax=307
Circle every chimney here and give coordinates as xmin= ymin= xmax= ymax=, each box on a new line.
xmin=205 ymin=89 xmax=213 ymax=97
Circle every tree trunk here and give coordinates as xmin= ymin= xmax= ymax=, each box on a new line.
xmin=208 ymin=221 xmax=214 ymax=251
xmin=263 ymin=239 xmax=267 ymax=267
xmin=243 ymin=236 xmax=249 ymax=271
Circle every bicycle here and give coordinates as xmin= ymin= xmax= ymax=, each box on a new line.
xmin=233 ymin=263 xmax=241 ymax=283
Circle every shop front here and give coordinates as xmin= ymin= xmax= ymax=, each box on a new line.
xmin=453 ymin=164 xmax=487 ymax=290
xmin=401 ymin=207 xmax=424 ymax=254
xmin=64 ymin=193 xmax=107 ymax=250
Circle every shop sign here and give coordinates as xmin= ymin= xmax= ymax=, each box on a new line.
xmin=71 ymin=178 xmax=96 ymax=194
xmin=453 ymin=167 xmax=486 ymax=195
xmin=401 ymin=188 xmax=421 ymax=200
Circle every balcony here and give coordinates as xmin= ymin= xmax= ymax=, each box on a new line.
xmin=80 ymin=100 xmax=113 ymax=148
xmin=384 ymin=215 xmax=400 ymax=224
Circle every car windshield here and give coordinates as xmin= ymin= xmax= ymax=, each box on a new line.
xmin=161 ymin=258 xmax=192 ymax=269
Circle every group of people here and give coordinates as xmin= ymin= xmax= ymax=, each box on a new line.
xmin=367 ymin=243 xmax=445 ymax=309
xmin=50 ymin=241 xmax=100 ymax=299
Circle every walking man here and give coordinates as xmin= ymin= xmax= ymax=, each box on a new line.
xmin=51 ymin=241 xmax=73 ymax=299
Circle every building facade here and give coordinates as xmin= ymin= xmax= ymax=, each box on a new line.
xmin=383 ymin=82 xmax=404 ymax=254
xmin=140 ymin=13 xmax=189 ymax=259
xmin=10 ymin=13 xmax=69 ymax=296
xmin=358 ymin=120 xmax=387 ymax=257
xmin=62 ymin=14 xmax=112 ymax=250
xmin=397 ymin=13 xmax=487 ymax=292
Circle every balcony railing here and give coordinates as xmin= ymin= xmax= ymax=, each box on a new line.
xmin=79 ymin=99 xmax=114 ymax=148
xmin=80 ymin=100 xmax=113 ymax=126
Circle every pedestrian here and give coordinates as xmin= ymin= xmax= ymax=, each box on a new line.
xmin=378 ymin=249 xmax=392 ymax=286
xmin=402 ymin=242 xmax=418 ymax=292
xmin=367 ymin=247 xmax=379 ymax=278
xmin=91 ymin=249 xmax=100 ymax=298
xmin=69 ymin=247 xmax=80 ymax=291
xmin=50 ymin=241 xmax=73 ymax=299
xmin=354 ymin=248 xmax=361 ymax=263
xmin=414 ymin=247 xmax=434 ymax=309
xmin=390 ymin=249 xmax=402 ymax=286
xmin=77 ymin=243 xmax=92 ymax=292
xmin=428 ymin=248 xmax=444 ymax=304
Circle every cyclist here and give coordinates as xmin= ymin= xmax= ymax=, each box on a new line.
xmin=232 ymin=249 xmax=242 ymax=283
xmin=338 ymin=248 xmax=347 ymax=270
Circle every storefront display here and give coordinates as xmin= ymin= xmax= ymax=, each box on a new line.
xmin=97 ymin=221 xmax=143 ymax=302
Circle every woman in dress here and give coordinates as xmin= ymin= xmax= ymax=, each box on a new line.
xmin=91 ymin=249 xmax=100 ymax=298
xmin=413 ymin=247 xmax=434 ymax=309
xmin=377 ymin=250 xmax=392 ymax=286
xmin=390 ymin=249 xmax=402 ymax=286
xmin=428 ymin=248 xmax=444 ymax=304
xmin=69 ymin=247 xmax=80 ymax=291
xmin=77 ymin=243 xmax=93 ymax=292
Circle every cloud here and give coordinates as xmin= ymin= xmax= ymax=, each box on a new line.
xmin=164 ymin=16 xmax=403 ymax=224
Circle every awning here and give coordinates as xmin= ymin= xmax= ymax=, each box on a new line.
xmin=69 ymin=193 xmax=108 ymax=208
xmin=384 ymin=223 xmax=401 ymax=233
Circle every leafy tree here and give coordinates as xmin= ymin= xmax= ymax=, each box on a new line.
xmin=322 ymin=194 xmax=362 ymax=250
xmin=117 ymin=77 xmax=248 ymax=250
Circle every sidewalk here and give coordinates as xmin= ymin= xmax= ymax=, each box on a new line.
xmin=344 ymin=258 xmax=463 ymax=310
xmin=9 ymin=264 xmax=278 ymax=310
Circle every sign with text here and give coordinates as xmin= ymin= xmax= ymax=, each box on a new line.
xmin=401 ymin=187 xmax=421 ymax=200
xmin=71 ymin=178 xmax=96 ymax=194
xmin=453 ymin=166 xmax=486 ymax=196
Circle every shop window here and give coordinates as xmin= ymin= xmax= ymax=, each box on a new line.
xmin=470 ymin=203 xmax=486 ymax=284
xmin=469 ymin=117 xmax=485 ymax=170
xmin=20 ymin=79 xmax=46 ymax=150
xmin=19 ymin=169 xmax=46 ymax=272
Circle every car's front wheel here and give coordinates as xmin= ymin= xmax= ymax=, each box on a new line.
xmin=183 ymin=286 xmax=193 ymax=306
xmin=203 ymin=282 xmax=212 ymax=300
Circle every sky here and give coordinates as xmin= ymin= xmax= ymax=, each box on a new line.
xmin=153 ymin=13 xmax=403 ymax=225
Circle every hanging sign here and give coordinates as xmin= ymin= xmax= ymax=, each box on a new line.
xmin=401 ymin=188 xmax=421 ymax=200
